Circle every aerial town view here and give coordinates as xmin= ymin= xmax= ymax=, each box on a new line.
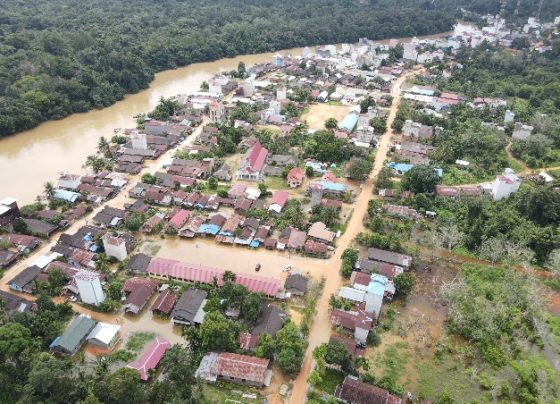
xmin=0 ymin=1 xmax=559 ymax=403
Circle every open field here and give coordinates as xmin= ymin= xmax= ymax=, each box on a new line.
xmin=301 ymin=104 xmax=351 ymax=130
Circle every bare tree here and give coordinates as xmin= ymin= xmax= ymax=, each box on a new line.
xmin=545 ymin=248 xmax=560 ymax=274
xmin=503 ymin=241 xmax=534 ymax=269
xmin=438 ymin=223 xmax=463 ymax=252
xmin=478 ymin=237 xmax=505 ymax=266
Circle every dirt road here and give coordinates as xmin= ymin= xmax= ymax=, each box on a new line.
xmin=289 ymin=70 xmax=416 ymax=404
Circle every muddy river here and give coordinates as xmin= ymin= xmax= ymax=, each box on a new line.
xmin=0 ymin=32 xmax=453 ymax=205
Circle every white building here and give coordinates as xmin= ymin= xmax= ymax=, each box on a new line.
xmin=301 ymin=46 xmax=311 ymax=58
xmin=403 ymin=43 xmax=418 ymax=62
xmin=87 ymin=322 xmax=120 ymax=349
xmin=273 ymin=54 xmax=284 ymax=67
xmin=277 ymin=85 xmax=287 ymax=101
xmin=491 ymin=168 xmax=521 ymax=200
xmin=131 ymin=132 xmax=147 ymax=150
xmin=269 ymin=100 xmax=281 ymax=115
xmin=512 ymin=122 xmax=533 ymax=140
xmin=504 ymin=110 xmax=515 ymax=124
xmin=102 ymin=234 xmax=128 ymax=261
xmin=241 ymin=79 xmax=254 ymax=97
xmin=76 ymin=270 xmax=105 ymax=306
xmin=209 ymin=101 xmax=225 ymax=123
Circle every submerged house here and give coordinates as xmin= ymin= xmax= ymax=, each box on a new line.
xmin=50 ymin=315 xmax=96 ymax=356
xmin=196 ymin=352 xmax=272 ymax=387
xmin=127 ymin=337 xmax=172 ymax=381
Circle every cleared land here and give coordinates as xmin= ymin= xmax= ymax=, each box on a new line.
xmin=301 ymin=104 xmax=351 ymax=130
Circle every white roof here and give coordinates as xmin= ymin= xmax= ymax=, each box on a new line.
xmin=0 ymin=206 xmax=10 ymax=216
xmin=0 ymin=197 xmax=17 ymax=206
xmin=338 ymin=286 xmax=366 ymax=303
xmin=33 ymin=253 xmax=62 ymax=269
xmin=245 ymin=188 xmax=261 ymax=200
xmin=539 ymin=172 xmax=554 ymax=183
xmin=87 ymin=322 xmax=120 ymax=345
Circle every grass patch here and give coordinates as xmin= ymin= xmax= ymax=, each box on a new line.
xmin=313 ymin=368 xmax=345 ymax=395
xmin=265 ymin=175 xmax=289 ymax=190
xmin=505 ymin=155 xmax=525 ymax=172
xmin=451 ymin=246 xmax=478 ymax=259
xmin=201 ymin=382 xmax=261 ymax=404
xmin=108 ymin=349 xmax=136 ymax=363
xmin=548 ymin=168 xmax=560 ymax=178
xmin=142 ymin=242 xmax=161 ymax=256
xmin=126 ymin=332 xmax=156 ymax=352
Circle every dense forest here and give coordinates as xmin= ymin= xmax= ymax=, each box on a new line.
xmin=1 ymin=0 xmax=556 ymax=138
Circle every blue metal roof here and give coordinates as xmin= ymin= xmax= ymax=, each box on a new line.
xmin=367 ymin=274 xmax=388 ymax=296
xmin=53 ymin=189 xmax=80 ymax=203
xmin=197 ymin=224 xmax=220 ymax=235
xmin=250 ymin=240 xmax=260 ymax=248
xmin=388 ymin=162 xmax=414 ymax=173
xmin=338 ymin=113 xmax=358 ymax=132
xmin=318 ymin=181 xmax=345 ymax=192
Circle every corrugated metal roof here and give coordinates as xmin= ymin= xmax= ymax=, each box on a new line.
xmin=147 ymin=258 xmax=281 ymax=296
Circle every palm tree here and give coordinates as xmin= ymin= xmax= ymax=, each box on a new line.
xmin=222 ymin=270 xmax=236 ymax=283
xmin=94 ymin=253 xmax=110 ymax=273
xmin=97 ymin=136 xmax=110 ymax=156
xmin=43 ymin=181 xmax=55 ymax=199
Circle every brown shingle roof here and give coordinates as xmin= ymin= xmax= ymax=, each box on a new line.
xmin=335 ymin=377 xmax=402 ymax=404
xmin=215 ymin=352 xmax=269 ymax=384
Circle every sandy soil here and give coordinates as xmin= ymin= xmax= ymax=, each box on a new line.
xmin=301 ymin=104 xmax=351 ymax=130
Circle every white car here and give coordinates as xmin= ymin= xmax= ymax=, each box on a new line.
xmin=282 ymin=265 xmax=292 ymax=272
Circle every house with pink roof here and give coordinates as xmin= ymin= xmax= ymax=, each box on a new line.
xmin=287 ymin=167 xmax=305 ymax=188
xmin=127 ymin=336 xmax=172 ymax=380
xmin=168 ymin=209 xmax=191 ymax=230
xmin=267 ymin=191 xmax=289 ymax=214
xmin=235 ymin=141 xmax=268 ymax=181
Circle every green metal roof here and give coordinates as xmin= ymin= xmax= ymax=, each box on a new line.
xmin=53 ymin=315 xmax=96 ymax=354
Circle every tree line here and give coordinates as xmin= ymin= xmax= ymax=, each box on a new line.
xmin=0 ymin=0 xmax=462 ymax=137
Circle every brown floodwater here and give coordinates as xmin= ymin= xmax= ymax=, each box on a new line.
xmin=0 ymin=31 xmax=452 ymax=205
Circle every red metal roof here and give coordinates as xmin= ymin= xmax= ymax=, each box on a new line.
xmin=215 ymin=352 xmax=269 ymax=384
xmin=151 ymin=289 xmax=178 ymax=315
xmin=127 ymin=337 xmax=171 ymax=380
xmin=169 ymin=209 xmax=191 ymax=229
xmin=147 ymin=258 xmax=281 ymax=296
xmin=269 ymin=191 xmax=289 ymax=209
xmin=287 ymin=167 xmax=305 ymax=182
xmin=244 ymin=141 xmax=268 ymax=172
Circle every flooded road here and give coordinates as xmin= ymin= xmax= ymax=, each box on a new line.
xmin=289 ymin=69 xmax=418 ymax=403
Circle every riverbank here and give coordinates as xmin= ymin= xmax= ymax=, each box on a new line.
xmin=0 ymin=31 xmax=452 ymax=205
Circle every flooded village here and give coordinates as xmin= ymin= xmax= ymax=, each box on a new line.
xmin=1 ymin=15 xmax=560 ymax=404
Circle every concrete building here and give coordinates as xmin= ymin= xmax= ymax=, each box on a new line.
xmin=102 ymin=234 xmax=128 ymax=261
xmin=131 ymin=132 xmax=148 ymax=150
xmin=491 ymin=168 xmax=521 ymax=200
xmin=273 ymin=54 xmax=284 ymax=67
xmin=75 ymin=270 xmax=105 ymax=306
xmin=504 ymin=110 xmax=515 ymax=124
xmin=277 ymin=85 xmax=287 ymax=101
xmin=512 ymin=122 xmax=533 ymax=140
xmin=209 ymin=101 xmax=225 ymax=123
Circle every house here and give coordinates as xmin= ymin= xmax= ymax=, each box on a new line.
xmin=102 ymin=234 xmax=128 ymax=261
xmin=127 ymin=337 xmax=172 ymax=381
xmin=307 ymin=222 xmax=335 ymax=244
xmin=52 ymin=189 xmax=81 ymax=204
xmin=304 ymin=240 xmax=329 ymax=257
xmin=367 ymin=248 xmax=412 ymax=269
xmin=151 ymin=289 xmax=179 ymax=316
xmin=0 ymin=290 xmax=34 ymax=314
xmin=268 ymin=154 xmax=297 ymax=167
xmin=402 ymin=120 xmax=433 ymax=140
xmin=512 ymin=122 xmax=533 ymax=140
xmin=21 ymin=218 xmax=57 ymax=238
xmin=268 ymin=191 xmax=289 ymax=214
xmin=338 ymin=112 xmax=359 ymax=133
xmin=214 ymin=163 xmax=232 ymax=182
xmin=126 ymin=254 xmax=152 ymax=274
xmin=123 ymin=278 xmax=158 ymax=314
xmin=335 ymin=376 xmax=402 ymax=404
xmin=50 ymin=315 xmax=97 ymax=356
xmin=356 ymin=260 xmax=403 ymax=280
xmin=75 ymin=270 xmax=105 ymax=306
xmin=287 ymin=229 xmax=307 ymax=251
xmin=235 ymin=141 xmax=269 ymax=181
xmin=92 ymin=206 xmax=126 ymax=228
xmin=491 ymin=168 xmax=521 ymax=200
xmin=9 ymin=265 xmax=42 ymax=293
xmin=287 ymin=167 xmax=305 ymax=188
xmin=384 ymin=204 xmax=421 ymax=220
xmin=284 ymin=273 xmax=308 ymax=296
xmin=238 ymin=332 xmax=260 ymax=352
xmin=86 ymin=322 xmax=121 ymax=350
xmin=252 ymin=304 xmax=287 ymax=338
xmin=0 ymin=233 xmax=40 ymax=253
xmin=0 ymin=198 xmax=20 ymax=226
xmin=330 ymin=308 xmax=373 ymax=343
xmin=196 ymin=352 xmax=271 ymax=387
xmin=57 ymin=174 xmax=82 ymax=190
xmin=171 ymin=289 xmax=208 ymax=325
xmin=0 ymin=250 xmax=17 ymax=269
xmin=329 ymin=335 xmax=365 ymax=358
xmin=168 ymin=209 xmax=191 ymax=230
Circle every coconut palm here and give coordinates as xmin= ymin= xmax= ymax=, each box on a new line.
xmin=43 ymin=181 xmax=55 ymax=199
